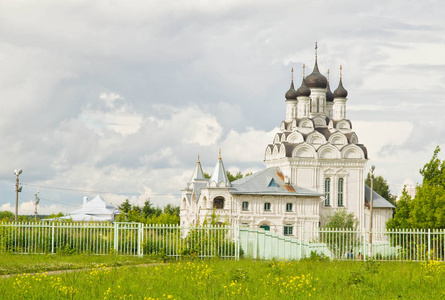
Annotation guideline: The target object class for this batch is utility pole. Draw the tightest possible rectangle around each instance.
[34,191,40,222]
[368,165,375,258]
[14,169,23,222]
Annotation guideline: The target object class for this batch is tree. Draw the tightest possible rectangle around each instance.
[322,209,358,229]
[204,171,251,182]
[321,210,359,258]
[0,211,14,222]
[419,146,445,187]
[164,204,180,216]
[227,171,243,182]
[118,199,132,214]
[116,199,179,224]
[142,199,156,218]
[386,188,412,229]
[365,173,397,206]
[44,212,64,220]
[387,146,445,230]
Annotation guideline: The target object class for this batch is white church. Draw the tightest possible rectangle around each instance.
[180,48,394,236]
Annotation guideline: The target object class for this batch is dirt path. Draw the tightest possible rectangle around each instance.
[0,263,165,278]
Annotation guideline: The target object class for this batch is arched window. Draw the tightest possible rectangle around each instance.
[338,178,344,206]
[213,197,225,209]
[325,178,331,206]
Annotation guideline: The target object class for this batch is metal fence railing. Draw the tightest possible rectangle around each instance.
[239,227,445,262]
[0,222,239,259]
[1,222,444,262]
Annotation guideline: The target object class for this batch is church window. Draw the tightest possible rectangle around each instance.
[338,178,344,206]
[264,202,271,211]
[268,178,278,187]
[324,178,331,206]
[284,225,293,235]
[242,201,249,211]
[213,197,225,209]
[286,203,293,212]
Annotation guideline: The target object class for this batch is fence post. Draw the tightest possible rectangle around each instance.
[299,225,302,260]
[114,222,119,253]
[253,229,258,259]
[138,222,143,257]
[236,225,240,260]
[427,228,430,261]
[51,222,55,254]
[363,229,367,261]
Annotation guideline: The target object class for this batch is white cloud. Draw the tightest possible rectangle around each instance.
[221,127,277,163]
[1,1,444,214]
[353,121,413,157]
[180,113,222,146]
[1,201,65,215]
[79,93,143,136]
[100,92,124,108]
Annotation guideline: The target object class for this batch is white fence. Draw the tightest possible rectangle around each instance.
[1,222,444,262]
[0,222,239,259]
[240,227,445,262]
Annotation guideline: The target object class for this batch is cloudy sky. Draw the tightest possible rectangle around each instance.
[0,0,444,215]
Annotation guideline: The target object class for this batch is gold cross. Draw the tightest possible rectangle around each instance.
[291,67,294,81]
[327,69,330,82]
[303,64,305,78]
[340,65,343,78]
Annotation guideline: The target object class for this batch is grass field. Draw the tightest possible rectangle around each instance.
[0,254,444,299]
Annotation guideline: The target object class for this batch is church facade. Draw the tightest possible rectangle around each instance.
[180,50,394,236]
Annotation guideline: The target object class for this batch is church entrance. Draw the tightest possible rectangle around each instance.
[260,225,270,231]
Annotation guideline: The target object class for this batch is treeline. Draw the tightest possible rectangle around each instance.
[203,171,253,182]
[0,211,56,222]
[116,199,180,224]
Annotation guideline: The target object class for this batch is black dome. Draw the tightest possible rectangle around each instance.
[305,59,328,89]
[326,82,334,102]
[296,78,311,97]
[285,81,298,100]
[333,78,348,98]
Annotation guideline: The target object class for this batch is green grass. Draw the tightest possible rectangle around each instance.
[1,256,444,299]
[0,253,161,275]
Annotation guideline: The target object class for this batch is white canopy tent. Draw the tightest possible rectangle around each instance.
[53,195,121,222]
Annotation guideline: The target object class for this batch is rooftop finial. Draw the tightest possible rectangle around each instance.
[340,65,343,79]
[303,64,305,78]
[291,67,294,81]
[218,149,221,160]
[315,42,318,60]
[327,69,330,82]
[197,153,200,163]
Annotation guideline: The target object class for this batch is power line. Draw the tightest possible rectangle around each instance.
[21,183,182,197]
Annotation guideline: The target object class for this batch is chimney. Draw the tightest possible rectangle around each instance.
[83,197,88,206]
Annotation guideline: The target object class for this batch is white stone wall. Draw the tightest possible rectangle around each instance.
[180,187,320,237]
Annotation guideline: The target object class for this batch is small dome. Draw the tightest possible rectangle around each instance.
[285,81,298,100]
[305,59,328,89]
[333,78,348,98]
[296,78,311,97]
[326,82,334,102]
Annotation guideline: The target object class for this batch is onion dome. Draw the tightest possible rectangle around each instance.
[305,59,328,89]
[285,81,298,100]
[326,81,334,102]
[296,78,311,97]
[333,78,348,98]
